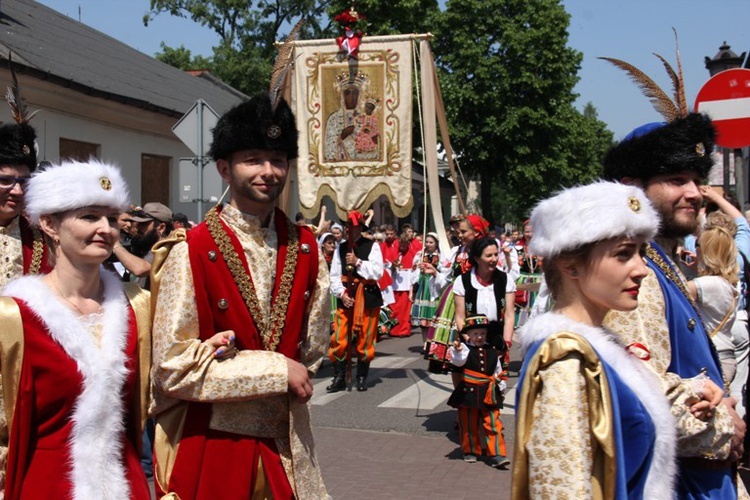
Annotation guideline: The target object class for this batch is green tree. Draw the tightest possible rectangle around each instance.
[434,0,608,224]
[155,43,212,70]
[145,0,332,96]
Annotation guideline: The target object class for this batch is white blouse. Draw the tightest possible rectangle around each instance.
[452,269,516,322]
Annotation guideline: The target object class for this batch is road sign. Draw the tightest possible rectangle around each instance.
[172,99,220,156]
[695,68,750,149]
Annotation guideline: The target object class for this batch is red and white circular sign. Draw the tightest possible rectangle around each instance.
[695,68,750,149]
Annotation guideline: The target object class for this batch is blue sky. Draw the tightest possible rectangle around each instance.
[39,0,750,139]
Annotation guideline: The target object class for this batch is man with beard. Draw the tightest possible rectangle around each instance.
[603,113,745,499]
[112,202,172,289]
[0,121,51,288]
[149,95,329,498]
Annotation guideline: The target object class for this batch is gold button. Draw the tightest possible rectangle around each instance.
[218,299,229,310]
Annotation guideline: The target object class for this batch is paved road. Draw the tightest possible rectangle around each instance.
[311,330,521,499]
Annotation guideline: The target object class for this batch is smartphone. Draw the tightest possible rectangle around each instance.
[680,251,695,266]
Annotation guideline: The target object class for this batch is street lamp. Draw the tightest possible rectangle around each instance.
[705,42,745,76]
[705,42,747,205]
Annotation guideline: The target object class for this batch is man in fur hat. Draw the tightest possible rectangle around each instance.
[603,112,746,499]
[327,210,384,392]
[0,122,51,287]
[149,95,329,499]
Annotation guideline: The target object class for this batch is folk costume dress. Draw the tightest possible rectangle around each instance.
[0,271,151,499]
[0,215,51,288]
[605,242,738,499]
[513,313,676,499]
[410,251,448,328]
[424,245,472,373]
[452,268,516,352]
[150,204,330,500]
[514,242,542,328]
[389,238,422,338]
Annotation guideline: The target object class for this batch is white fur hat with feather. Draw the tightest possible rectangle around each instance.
[528,181,659,259]
[25,159,130,224]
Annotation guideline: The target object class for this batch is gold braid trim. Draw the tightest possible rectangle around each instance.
[205,206,299,352]
[29,226,44,274]
[645,243,700,317]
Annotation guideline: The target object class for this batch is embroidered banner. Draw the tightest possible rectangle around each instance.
[293,35,413,219]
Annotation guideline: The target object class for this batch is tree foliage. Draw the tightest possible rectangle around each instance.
[146,0,613,224]
[434,0,611,223]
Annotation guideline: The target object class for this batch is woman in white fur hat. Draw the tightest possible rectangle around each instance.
[0,160,153,499]
[511,181,682,499]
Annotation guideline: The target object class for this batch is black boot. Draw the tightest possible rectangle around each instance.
[326,362,346,393]
[356,360,370,392]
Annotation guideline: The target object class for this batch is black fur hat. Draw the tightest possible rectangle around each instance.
[0,122,37,171]
[602,113,716,183]
[209,94,298,161]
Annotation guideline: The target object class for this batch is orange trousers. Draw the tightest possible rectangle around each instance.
[457,406,506,457]
[329,305,380,362]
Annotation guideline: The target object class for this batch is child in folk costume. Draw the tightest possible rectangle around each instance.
[411,232,449,344]
[389,234,415,337]
[447,314,509,468]
[426,215,489,375]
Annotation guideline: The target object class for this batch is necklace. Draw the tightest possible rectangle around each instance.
[50,277,103,316]
[476,270,493,287]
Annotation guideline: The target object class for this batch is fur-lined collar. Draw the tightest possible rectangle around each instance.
[4,271,132,499]
[518,312,677,498]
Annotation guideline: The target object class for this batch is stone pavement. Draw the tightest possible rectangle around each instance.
[314,426,513,500]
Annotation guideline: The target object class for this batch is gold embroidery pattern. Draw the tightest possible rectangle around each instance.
[645,244,699,316]
[29,227,44,275]
[206,206,298,352]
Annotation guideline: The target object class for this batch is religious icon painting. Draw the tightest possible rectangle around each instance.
[293,36,414,219]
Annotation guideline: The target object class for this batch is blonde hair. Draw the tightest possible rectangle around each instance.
[697,226,739,285]
[704,211,737,236]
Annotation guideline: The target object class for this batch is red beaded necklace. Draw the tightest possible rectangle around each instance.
[475,270,493,287]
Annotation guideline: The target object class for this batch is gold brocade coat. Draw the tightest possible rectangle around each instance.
[605,268,734,459]
[149,206,330,499]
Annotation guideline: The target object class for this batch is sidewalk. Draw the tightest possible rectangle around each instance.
[314,426,513,500]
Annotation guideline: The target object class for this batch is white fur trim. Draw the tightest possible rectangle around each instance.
[528,181,660,259]
[25,159,130,224]
[4,271,132,499]
[518,312,676,497]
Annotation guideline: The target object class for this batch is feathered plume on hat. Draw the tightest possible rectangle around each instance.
[25,159,130,224]
[529,181,659,260]
[209,20,303,163]
[269,19,304,112]
[0,54,38,171]
[600,30,717,182]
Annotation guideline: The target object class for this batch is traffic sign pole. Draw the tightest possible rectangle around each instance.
[197,100,204,220]
[695,68,750,149]
[695,68,750,206]
[172,100,220,221]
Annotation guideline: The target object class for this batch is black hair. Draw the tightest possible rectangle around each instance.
[468,236,499,268]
